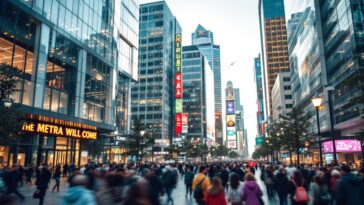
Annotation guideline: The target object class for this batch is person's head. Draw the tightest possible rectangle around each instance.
[313,175,324,186]
[230,173,240,189]
[70,174,89,188]
[279,167,287,175]
[331,169,340,177]
[186,167,191,172]
[209,177,224,196]
[341,165,351,174]
[245,172,256,182]
[292,171,303,186]
[199,165,208,174]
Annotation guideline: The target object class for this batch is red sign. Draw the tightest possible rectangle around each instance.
[175,113,182,136]
[175,73,182,98]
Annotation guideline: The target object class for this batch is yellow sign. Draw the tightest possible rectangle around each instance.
[176,33,182,72]
[22,122,98,140]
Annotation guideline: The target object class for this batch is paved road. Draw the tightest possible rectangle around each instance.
[14,169,279,205]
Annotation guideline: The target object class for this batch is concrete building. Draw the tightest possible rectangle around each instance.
[272,72,293,120]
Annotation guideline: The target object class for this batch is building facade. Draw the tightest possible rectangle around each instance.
[0,0,139,167]
[254,55,265,146]
[271,72,293,120]
[258,0,290,118]
[182,45,215,145]
[131,1,181,160]
[191,25,223,145]
[284,0,364,164]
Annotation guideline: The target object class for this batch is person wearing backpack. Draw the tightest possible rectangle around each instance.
[274,167,289,205]
[227,173,244,205]
[287,171,309,205]
[192,165,211,205]
[309,175,331,205]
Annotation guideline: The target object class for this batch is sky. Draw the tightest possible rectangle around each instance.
[139,0,261,155]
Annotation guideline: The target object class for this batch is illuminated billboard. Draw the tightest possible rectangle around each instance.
[226,115,236,127]
[226,101,235,115]
[175,113,182,134]
[175,33,182,136]
[176,99,182,113]
[182,113,188,134]
[323,140,362,153]
[227,127,236,141]
[226,89,234,101]
[227,141,237,149]
[175,73,182,98]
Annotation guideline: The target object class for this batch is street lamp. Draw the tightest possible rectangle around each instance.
[327,86,338,166]
[139,130,145,163]
[311,94,323,167]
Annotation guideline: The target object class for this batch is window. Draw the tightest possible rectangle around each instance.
[283,77,291,82]
[284,85,291,90]
[286,104,293,109]
[285,95,292,99]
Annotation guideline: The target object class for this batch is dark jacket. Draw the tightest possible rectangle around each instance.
[219,169,229,187]
[184,171,194,185]
[53,167,61,179]
[36,168,51,190]
[274,172,289,195]
[162,170,178,189]
[335,173,364,205]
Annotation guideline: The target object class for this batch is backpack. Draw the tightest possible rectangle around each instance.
[229,186,242,203]
[193,177,206,200]
[318,187,331,205]
[291,180,309,203]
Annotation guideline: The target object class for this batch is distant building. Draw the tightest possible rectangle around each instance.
[191,25,223,145]
[254,55,265,146]
[272,72,293,121]
[225,81,247,156]
[258,0,290,118]
[131,1,182,160]
[182,45,215,145]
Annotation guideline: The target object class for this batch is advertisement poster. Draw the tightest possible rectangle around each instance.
[323,140,362,153]
[226,115,235,127]
[227,141,237,149]
[175,99,182,113]
[175,73,182,98]
[227,127,236,141]
[226,89,234,101]
[226,101,235,115]
[182,113,188,133]
[175,113,182,136]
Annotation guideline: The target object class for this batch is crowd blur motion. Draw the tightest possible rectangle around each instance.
[0,161,363,205]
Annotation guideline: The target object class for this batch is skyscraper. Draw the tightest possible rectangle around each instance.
[182,45,215,145]
[131,1,181,160]
[254,55,265,146]
[258,0,290,117]
[0,0,139,166]
[284,0,364,144]
[191,25,223,145]
[272,72,293,121]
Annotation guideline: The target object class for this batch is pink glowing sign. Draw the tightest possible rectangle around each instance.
[323,140,362,153]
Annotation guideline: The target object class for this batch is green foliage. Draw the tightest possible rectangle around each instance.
[210,144,229,158]
[0,64,20,100]
[228,150,239,158]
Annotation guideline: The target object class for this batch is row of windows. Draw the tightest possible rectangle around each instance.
[140,14,164,21]
[139,60,163,67]
[284,85,291,90]
[140,36,163,44]
[140,5,164,14]
[132,114,163,120]
[137,77,164,83]
[140,52,163,59]
[140,44,163,52]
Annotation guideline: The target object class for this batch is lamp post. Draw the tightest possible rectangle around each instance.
[327,86,338,166]
[311,95,323,167]
[139,130,145,163]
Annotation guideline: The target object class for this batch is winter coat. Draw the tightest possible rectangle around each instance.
[36,168,51,191]
[274,172,289,195]
[162,170,178,189]
[184,171,194,185]
[335,173,364,205]
[59,186,96,205]
[192,173,211,200]
[205,190,227,205]
[242,181,263,205]
[219,169,229,187]
[227,181,244,204]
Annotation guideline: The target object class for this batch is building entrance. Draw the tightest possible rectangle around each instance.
[40,137,80,167]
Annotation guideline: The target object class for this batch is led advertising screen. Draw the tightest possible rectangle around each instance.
[323,140,362,153]
[175,73,182,98]
[226,101,235,115]
[182,113,188,134]
[175,99,182,113]
[227,141,237,149]
[175,113,182,135]
[227,127,236,141]
[226,89,234,101]
[226,115,236,127]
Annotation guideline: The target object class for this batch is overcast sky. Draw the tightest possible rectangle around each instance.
[139,0,261,155]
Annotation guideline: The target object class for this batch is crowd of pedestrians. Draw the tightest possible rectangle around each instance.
[0,161,363,205]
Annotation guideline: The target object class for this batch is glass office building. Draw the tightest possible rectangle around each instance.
[284,0,364,164]
[258,0,290,117]
[254,55,265,145]
[0,0,139,167]
[191,25,223,145]
[131,1,181,160]
[182,45,215,145]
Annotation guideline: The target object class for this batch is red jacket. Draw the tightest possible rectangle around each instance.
[205,191,227,205]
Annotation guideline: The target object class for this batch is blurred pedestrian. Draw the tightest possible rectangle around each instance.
[192,165,211,205]
[25,164,34,186]
[309,175,330,205]
[96,173,123,205]
[184,167,194,198]
[0,195,18,205]
[287,171,308,205]
[219,166,229,191]
[59,174,96,205]
[122,182,151,205]
[335,165,364,205]
[62,163,69,177]
[274,168,289,205]
[35,165,51,205]
[145,170,163,205]
[162,166,178,205]
[242,173,263,205]
[52,164,61,192]
[205,177,227,205]
[3,166,24,201]
[227,173,243,205]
